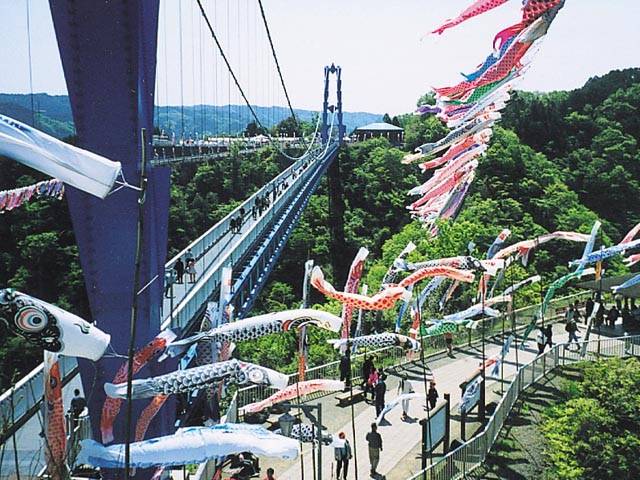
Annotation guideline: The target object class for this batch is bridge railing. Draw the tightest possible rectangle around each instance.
[406,334,640,480]
[0,355,77,443]
[163,141,320,290]
[162,138,337,331]
[230,142,340,318]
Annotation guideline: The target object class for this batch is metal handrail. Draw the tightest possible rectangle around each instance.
[233,291,589,412]
[406,334,640,480]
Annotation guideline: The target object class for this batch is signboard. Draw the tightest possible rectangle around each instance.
[424,400,447,451]
[459,374,483,414]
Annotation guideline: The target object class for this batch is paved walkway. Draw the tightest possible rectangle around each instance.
[268,321,613,480]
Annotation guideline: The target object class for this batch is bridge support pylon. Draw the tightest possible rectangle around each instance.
[321,64,345,144]
[49,1,173,476]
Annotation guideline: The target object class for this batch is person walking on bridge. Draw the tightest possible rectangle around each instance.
[174,258,184,284]
[366,423,383,476]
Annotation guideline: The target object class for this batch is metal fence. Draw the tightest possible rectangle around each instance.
[233,292,589,413]
[161,138,336,331]
[406,334,640,480]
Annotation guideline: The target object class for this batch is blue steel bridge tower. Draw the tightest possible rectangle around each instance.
[49,1,173,475]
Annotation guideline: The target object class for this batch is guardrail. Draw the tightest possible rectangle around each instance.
[0,355,77,444]
[406,334,640,480]
[162,139,338,331]
[234,291,589,412]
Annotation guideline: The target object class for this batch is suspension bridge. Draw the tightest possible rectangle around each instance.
[2,2,638,480]
[0,0,346,477]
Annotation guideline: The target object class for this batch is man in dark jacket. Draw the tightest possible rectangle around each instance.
[339,353,351,390]
[366,423,383,475]
[374,375,387,417]
[585,297,595,322]
[174,258,185,284]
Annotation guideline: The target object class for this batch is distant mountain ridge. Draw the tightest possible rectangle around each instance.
[0,93,382,139]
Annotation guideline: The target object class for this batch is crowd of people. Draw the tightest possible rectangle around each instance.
[534,294,640,355]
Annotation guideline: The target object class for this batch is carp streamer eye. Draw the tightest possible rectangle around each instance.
[15,305,48,333]
[247,367,266,384]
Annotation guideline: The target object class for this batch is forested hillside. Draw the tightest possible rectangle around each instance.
[0,93,381,138]
[0,68,638,388]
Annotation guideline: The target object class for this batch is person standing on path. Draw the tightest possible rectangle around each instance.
[339,353,351,390]
[186,258,197,283]
[565,317,580,350]
[427,382,439,410]
[536,327,547,355]
[362,357,374,399]
[374,374,387,417]
[544,324,554,350]
[607,305,619,327]
[333,431,352,480]
[585,296,595,322]
[164,269,175,298]
[573,300,583,324]
[365,423,383,476]
[444,331,454,356]
[398,375,414,420]
[366,367,379,404]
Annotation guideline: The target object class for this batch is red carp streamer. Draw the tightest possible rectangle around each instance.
[100,330,175,443]
[493,231,590,264]
[398,266,476,288]
[44,352,67,480]
[243,380,344,414]
[341,248,369,341]
[311,266,410,311]
[135,395,169,441]
[431,0,511,35]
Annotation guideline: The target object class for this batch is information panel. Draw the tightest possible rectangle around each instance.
[424,401,447,451]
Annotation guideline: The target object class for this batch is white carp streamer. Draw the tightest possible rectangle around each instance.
[163,309,342,359]
[0,289,110,361]
[0,113,121,198]
[328,333,421,352]
[77,424,300,468]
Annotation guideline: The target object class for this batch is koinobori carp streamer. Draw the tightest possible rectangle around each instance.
[243,379,345,414]
[163,309,342,359]
[77,424,300,468]
[328,332,421,352]
[0,289,110,361]
[104,359,289,400]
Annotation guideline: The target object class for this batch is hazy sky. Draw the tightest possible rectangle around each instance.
[0,0,638,115]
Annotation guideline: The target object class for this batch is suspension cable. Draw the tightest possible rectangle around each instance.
[179,1,185,140]
[25,0,35,127]
[196,0,319,160]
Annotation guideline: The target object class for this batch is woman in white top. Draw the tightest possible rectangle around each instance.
[398,376,415,420]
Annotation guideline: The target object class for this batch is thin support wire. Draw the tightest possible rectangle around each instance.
[256,0,306,145]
